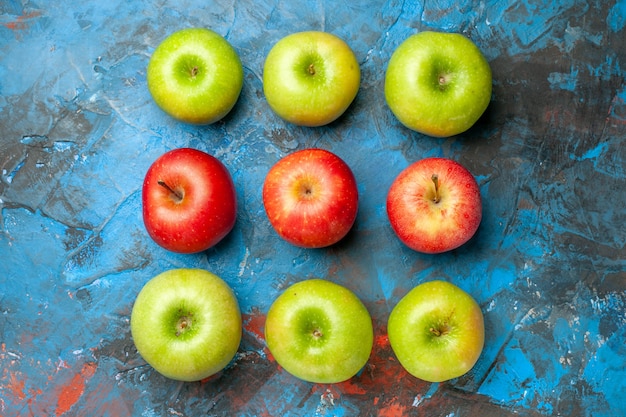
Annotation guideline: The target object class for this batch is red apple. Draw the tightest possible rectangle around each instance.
[142,148,237,253]
[386,157,481,254]
[262,148,358,248]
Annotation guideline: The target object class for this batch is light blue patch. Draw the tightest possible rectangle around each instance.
[608,0,626,32]
[547,68,579,91]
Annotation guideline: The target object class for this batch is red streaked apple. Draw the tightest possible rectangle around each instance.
[263,31,360,127]
[387,280,485,382]
[385,31,492,137]
[386,157,481,254]
[264,279,374,384]
[147,28,244,124]
[142,148,237,254]
[262,148,358,248]
[130,268,242,382]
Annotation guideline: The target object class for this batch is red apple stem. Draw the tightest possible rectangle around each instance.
[431,174,441,204]
[158,180,183,202]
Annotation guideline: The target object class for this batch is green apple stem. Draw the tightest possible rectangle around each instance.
[158,180,183,202]
[431,174,441,204]
[308,63,316,76]
[190,66,198,78]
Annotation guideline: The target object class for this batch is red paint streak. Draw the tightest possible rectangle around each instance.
[2,10,42,31]
[7,371,26,401]
[377,401,409,417]
[55,362,97,416]
[242,311,266,342]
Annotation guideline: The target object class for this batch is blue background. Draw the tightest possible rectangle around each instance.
[1,0,625,416]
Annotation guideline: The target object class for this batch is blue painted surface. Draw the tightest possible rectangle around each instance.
[1,0,625,416]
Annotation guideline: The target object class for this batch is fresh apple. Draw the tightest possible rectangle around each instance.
[130,268,242,382]
[387,280,485,382]
[386,157,481,254]
[262,148,358,248]
[142,148,237,254]
[263,31,360,127]
[385,31,492,137]
[264,279,373,383]
[147,28,244,124]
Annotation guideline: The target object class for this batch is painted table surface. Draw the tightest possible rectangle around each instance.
[1,0,625,416]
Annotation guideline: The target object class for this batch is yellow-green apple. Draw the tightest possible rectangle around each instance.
[385,31,492,137]
[147,28,243,124]
[386,157,481,254]
[263,31,360,127]
[264,279,373,383]
[142,148,237,254]
[262,148,358,248]
[130,268,242,382]
[387,280,484,382]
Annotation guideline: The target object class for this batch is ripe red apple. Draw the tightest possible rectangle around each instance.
[262,148,358,248]
[142,148,237,253]
[386,157,481,254]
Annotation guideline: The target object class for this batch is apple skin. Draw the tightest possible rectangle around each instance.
[385,31,492,137]
[263,31,360,127]
[262,148,358,248]
[387,280,485,382]
[147,28,244,124]
[130,268,242,382]
[264,279,374,384]
[142,148,237,254]
[386,157,481,254]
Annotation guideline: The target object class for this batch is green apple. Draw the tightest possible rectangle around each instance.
[263,31,360,127]
[387,280,484,382]
[385,31,492,137]
[264,279,373,383]
[130,268,242,381]
[147,28,244,124]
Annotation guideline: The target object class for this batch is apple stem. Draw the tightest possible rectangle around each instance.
[308,63,316,76]
[431,174,441,204]
[430,325,449,337]
[158,180,183,202]
[191,66,198,77]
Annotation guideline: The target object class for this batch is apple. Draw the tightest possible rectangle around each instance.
[386,157,481,254]
[147,28,244,124]
[264,279,373,383]
[263,31,360,127]
[130,268,242,381]
[384,31,492,137]
[142,148,237,254]
[262,148,358,248]
[387,280,485,382]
